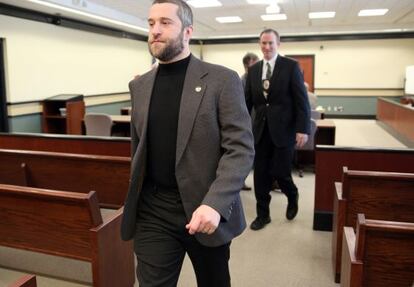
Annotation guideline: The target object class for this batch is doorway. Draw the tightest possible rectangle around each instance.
[0,38,8,132]
[286,55,315,92]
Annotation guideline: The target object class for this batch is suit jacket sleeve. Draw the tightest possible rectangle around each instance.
[201,70,255,221]
[291,62,311,134]
[244,67,254,114]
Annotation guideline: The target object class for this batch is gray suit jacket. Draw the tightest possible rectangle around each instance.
[121,55,255,247]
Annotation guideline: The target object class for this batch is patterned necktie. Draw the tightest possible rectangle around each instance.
[266,62,272,79]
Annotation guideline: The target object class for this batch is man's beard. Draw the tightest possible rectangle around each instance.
[149,30,185,62]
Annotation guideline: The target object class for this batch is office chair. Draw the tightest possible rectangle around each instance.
[84,113,113,136]
[311,110,322,120]
[295,119,317,177]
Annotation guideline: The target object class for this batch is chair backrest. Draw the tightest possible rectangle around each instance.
[311,110,322,119]
[297,119,317,151]
[84,113,113,136]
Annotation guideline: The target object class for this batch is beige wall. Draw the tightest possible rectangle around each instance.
[2,12,413,105]
[202,38,414,89]
[0,14,152,103]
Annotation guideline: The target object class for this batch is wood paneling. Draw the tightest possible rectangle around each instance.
[314,146,414,231]
[0,133,130,157]
[0,185,135,287]
[377,97,414,143]
[0,149,130,208]
[341,214,414,287]
[332,168,414,282]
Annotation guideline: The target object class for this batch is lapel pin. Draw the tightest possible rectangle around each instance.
[195,86,202,92]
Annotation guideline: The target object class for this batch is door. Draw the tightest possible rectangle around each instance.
[286,55,315,92]
[0,38,8,132]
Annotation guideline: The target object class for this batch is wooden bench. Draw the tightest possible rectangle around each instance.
[0,132,130,157]
[314,145,414,231]
[0,149,130,208]
[341,214,414,287]
[0,184,134,287]
[8,275,37,287]
[332,167,414,283]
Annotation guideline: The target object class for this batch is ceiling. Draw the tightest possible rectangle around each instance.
[1,0,414,39]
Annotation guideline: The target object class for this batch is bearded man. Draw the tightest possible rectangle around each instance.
[120,1,254,286]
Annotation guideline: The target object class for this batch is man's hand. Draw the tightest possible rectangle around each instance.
[186,205,220,235]
[296,133,309,148]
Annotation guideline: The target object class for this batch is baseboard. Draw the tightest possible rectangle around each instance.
[324,114,376,119]
[313,211,333,231]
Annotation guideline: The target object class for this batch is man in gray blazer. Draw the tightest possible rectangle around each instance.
[120,1,254,286]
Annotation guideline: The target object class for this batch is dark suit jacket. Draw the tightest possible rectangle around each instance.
[245,56,310,147]
[121,55,255,247]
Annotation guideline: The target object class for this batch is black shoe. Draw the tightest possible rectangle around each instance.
[250,217,271,230]
[242,184,252,191]
[286,193,299,220]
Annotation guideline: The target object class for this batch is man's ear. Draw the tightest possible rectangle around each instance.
[183,25,193,42]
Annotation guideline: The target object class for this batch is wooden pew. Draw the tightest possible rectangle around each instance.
[0,132,130,157]
[8,275,37,287]
[332,167,414,283]
[314,145,414,231]
[0,184,135,287]
[0,149,130,208]
[341,214,414,287]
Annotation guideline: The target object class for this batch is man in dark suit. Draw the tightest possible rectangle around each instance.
[121,1,254,286]
[245,28,310,230]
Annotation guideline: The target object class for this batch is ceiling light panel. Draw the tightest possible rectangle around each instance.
[215,16,243,23]
[246,0,273,5]
[308,11,336,19]
[358,9,389,17]
[261,14,287,21]
[187,0,222,8]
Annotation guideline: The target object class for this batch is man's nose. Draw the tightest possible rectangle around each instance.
[151,22,162,35]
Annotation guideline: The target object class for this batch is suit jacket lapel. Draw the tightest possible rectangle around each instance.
[138,68,157,143]
[176,56,207,166]
[269,56,283,94]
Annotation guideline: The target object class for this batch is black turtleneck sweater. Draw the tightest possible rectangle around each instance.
[146,55,191,190]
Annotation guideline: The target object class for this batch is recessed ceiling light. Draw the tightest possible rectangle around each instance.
[308,11,336,19]
[358,9,389,17]
[215,16,242,23]
[261,14,287,21]
[246,0,273,5]
[266,4,280,14]
[187,0,222,8]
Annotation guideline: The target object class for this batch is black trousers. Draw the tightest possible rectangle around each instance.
[253,123,298,218]
[134,182,231,287]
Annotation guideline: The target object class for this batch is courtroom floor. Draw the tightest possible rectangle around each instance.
[0,119,407,287]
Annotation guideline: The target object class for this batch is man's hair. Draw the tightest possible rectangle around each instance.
[152,0,193,28]
[259,28,280,43]
[243,52,259,67]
